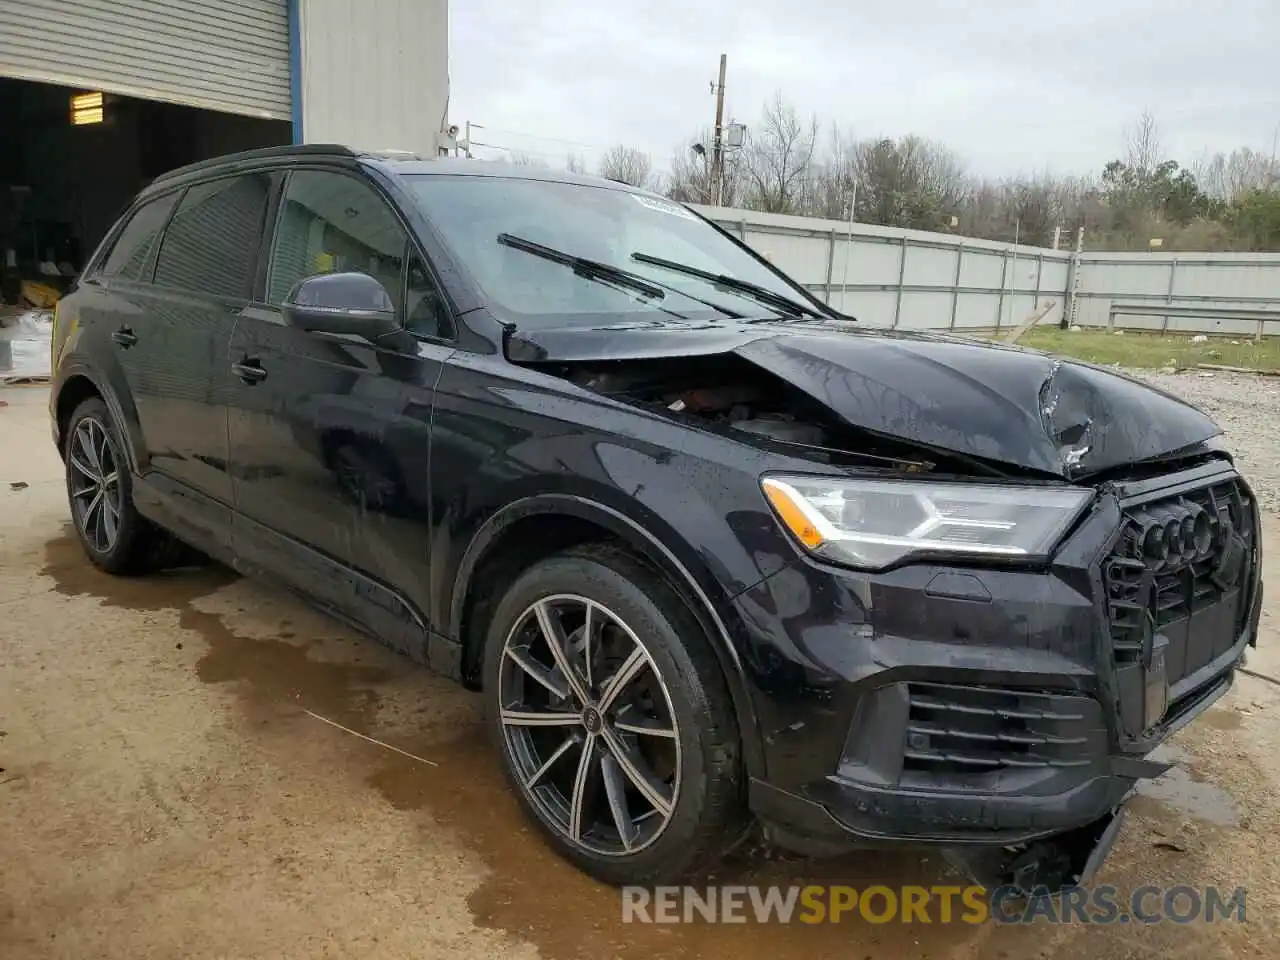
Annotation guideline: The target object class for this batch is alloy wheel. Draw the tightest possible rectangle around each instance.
[68,416,123,554]
[497,594,682,856]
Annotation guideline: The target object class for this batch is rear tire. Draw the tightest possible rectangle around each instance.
[482,543,744,885]
[63,397,185,575]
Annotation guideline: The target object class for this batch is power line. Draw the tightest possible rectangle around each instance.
[467,140,577,161]
[469,123,603,151]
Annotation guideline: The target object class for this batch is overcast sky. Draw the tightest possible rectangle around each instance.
[450,0,1280,180]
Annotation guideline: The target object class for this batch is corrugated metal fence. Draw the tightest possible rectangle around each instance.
[693,205,1280,338]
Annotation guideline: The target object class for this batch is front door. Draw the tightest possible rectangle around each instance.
[227,167,455,662]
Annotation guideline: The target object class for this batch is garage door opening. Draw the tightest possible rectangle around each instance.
[0,76,290,308]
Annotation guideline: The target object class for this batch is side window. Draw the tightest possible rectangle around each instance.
[99,193,179,281]
[405,251,454,340]
[153,174,271,299]
[267,170,408,311]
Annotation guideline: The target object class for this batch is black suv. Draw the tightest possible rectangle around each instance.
[50,145,1262,890]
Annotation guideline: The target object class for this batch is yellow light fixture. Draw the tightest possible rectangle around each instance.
[761,478,826,550]
[71,91,105,125]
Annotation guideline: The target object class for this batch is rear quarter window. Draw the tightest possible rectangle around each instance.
[99,192,179,281]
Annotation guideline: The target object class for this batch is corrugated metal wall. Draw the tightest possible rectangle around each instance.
[298,0,449,157]
[695,207,1073,333]
[694,206,1280,336]
[0,0,291,120]
[1072,253,1280,335]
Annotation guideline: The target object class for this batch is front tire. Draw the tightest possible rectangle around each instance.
[482,543,743,885]
[63,397,180,575]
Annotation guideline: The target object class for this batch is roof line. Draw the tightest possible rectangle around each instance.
[149,143,359,186]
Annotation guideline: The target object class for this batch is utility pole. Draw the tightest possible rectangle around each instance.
[840,178,857,306]
[1005,218,1020,332]
[1061,225,1085,330]
[709,54,727,206]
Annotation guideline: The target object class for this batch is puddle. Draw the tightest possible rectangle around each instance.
[1135,745,1241,828]
[41,530,985,960]
[369,729,980,959]
[41,530,390,729]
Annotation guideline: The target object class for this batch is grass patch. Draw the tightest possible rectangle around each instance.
[1008,327,1280,372]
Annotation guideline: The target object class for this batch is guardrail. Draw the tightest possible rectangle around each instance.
[1107,302,1280,341]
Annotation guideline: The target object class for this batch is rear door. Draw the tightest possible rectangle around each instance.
[227,166,456,661]
[108,173,273,553]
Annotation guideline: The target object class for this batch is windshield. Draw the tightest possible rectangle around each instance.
[404,175,816,325]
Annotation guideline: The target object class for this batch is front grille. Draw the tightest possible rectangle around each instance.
[1103,474,1255,686]
[901,683,1105,787]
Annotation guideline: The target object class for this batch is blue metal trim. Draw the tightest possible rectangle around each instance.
[288,0,303,143]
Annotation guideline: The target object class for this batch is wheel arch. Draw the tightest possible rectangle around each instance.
[53,366,144,474]
[54,374,103,458]
[450,493,766,780]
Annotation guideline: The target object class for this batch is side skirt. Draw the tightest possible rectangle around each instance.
[132,472,461,677]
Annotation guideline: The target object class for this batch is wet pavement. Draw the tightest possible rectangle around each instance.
[3,381,1280,959]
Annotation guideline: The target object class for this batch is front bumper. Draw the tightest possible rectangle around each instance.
[732,461,1263,860]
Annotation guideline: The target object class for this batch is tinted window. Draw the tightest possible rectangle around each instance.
[100,193,178,281]
[153,174,271,299]
[267,170,407,310]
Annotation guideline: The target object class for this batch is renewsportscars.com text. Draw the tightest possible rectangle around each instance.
[621,884,1247,925]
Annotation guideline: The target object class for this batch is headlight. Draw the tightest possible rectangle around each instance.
[761,475,1093,570]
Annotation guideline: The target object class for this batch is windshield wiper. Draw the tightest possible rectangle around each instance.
[630,251,826,320]
[498,233,668,300]
[497,234,744,319]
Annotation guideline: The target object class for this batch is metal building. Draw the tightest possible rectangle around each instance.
[0,0,449,290]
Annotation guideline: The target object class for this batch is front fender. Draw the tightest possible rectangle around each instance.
[447,491,748,653]
[447,489,772,780]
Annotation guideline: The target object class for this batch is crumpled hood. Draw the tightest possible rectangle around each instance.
[508,322,1222,478]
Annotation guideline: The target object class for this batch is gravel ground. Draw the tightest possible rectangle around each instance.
[1133,369,1280,513]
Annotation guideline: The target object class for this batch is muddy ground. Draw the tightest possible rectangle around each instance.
[2,380,1279,960]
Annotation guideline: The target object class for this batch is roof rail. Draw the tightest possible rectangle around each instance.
[149,143,359,186]
[361,148,422,161]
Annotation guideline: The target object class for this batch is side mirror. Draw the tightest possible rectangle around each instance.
[282,272,399,340]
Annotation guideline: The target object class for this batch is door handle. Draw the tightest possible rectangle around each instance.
[111,327,138,348]
[231,357,268,384]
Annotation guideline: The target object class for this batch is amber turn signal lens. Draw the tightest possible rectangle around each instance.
[762,479,826,549]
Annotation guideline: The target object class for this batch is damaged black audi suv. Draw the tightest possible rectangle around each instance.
[50,145,1262,890]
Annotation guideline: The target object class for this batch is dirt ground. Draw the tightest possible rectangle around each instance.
[2,379,1280,960]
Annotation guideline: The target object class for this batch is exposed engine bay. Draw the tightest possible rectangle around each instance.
[508,319,1223,481]
[551,354,950,474]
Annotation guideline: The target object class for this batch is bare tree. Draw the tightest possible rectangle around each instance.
[599,146,653,188]
[665,142,714,204]
[660,91,1274,251]
[954,172,1108,246]
[664,132,743,207]
[806,122,859,220]
[1124,110,1163,177]
[742,92,818,214]
[565,152,587,174]
[1194,147,1280,201]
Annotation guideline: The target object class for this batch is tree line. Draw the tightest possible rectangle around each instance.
[544,96,1280,253]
